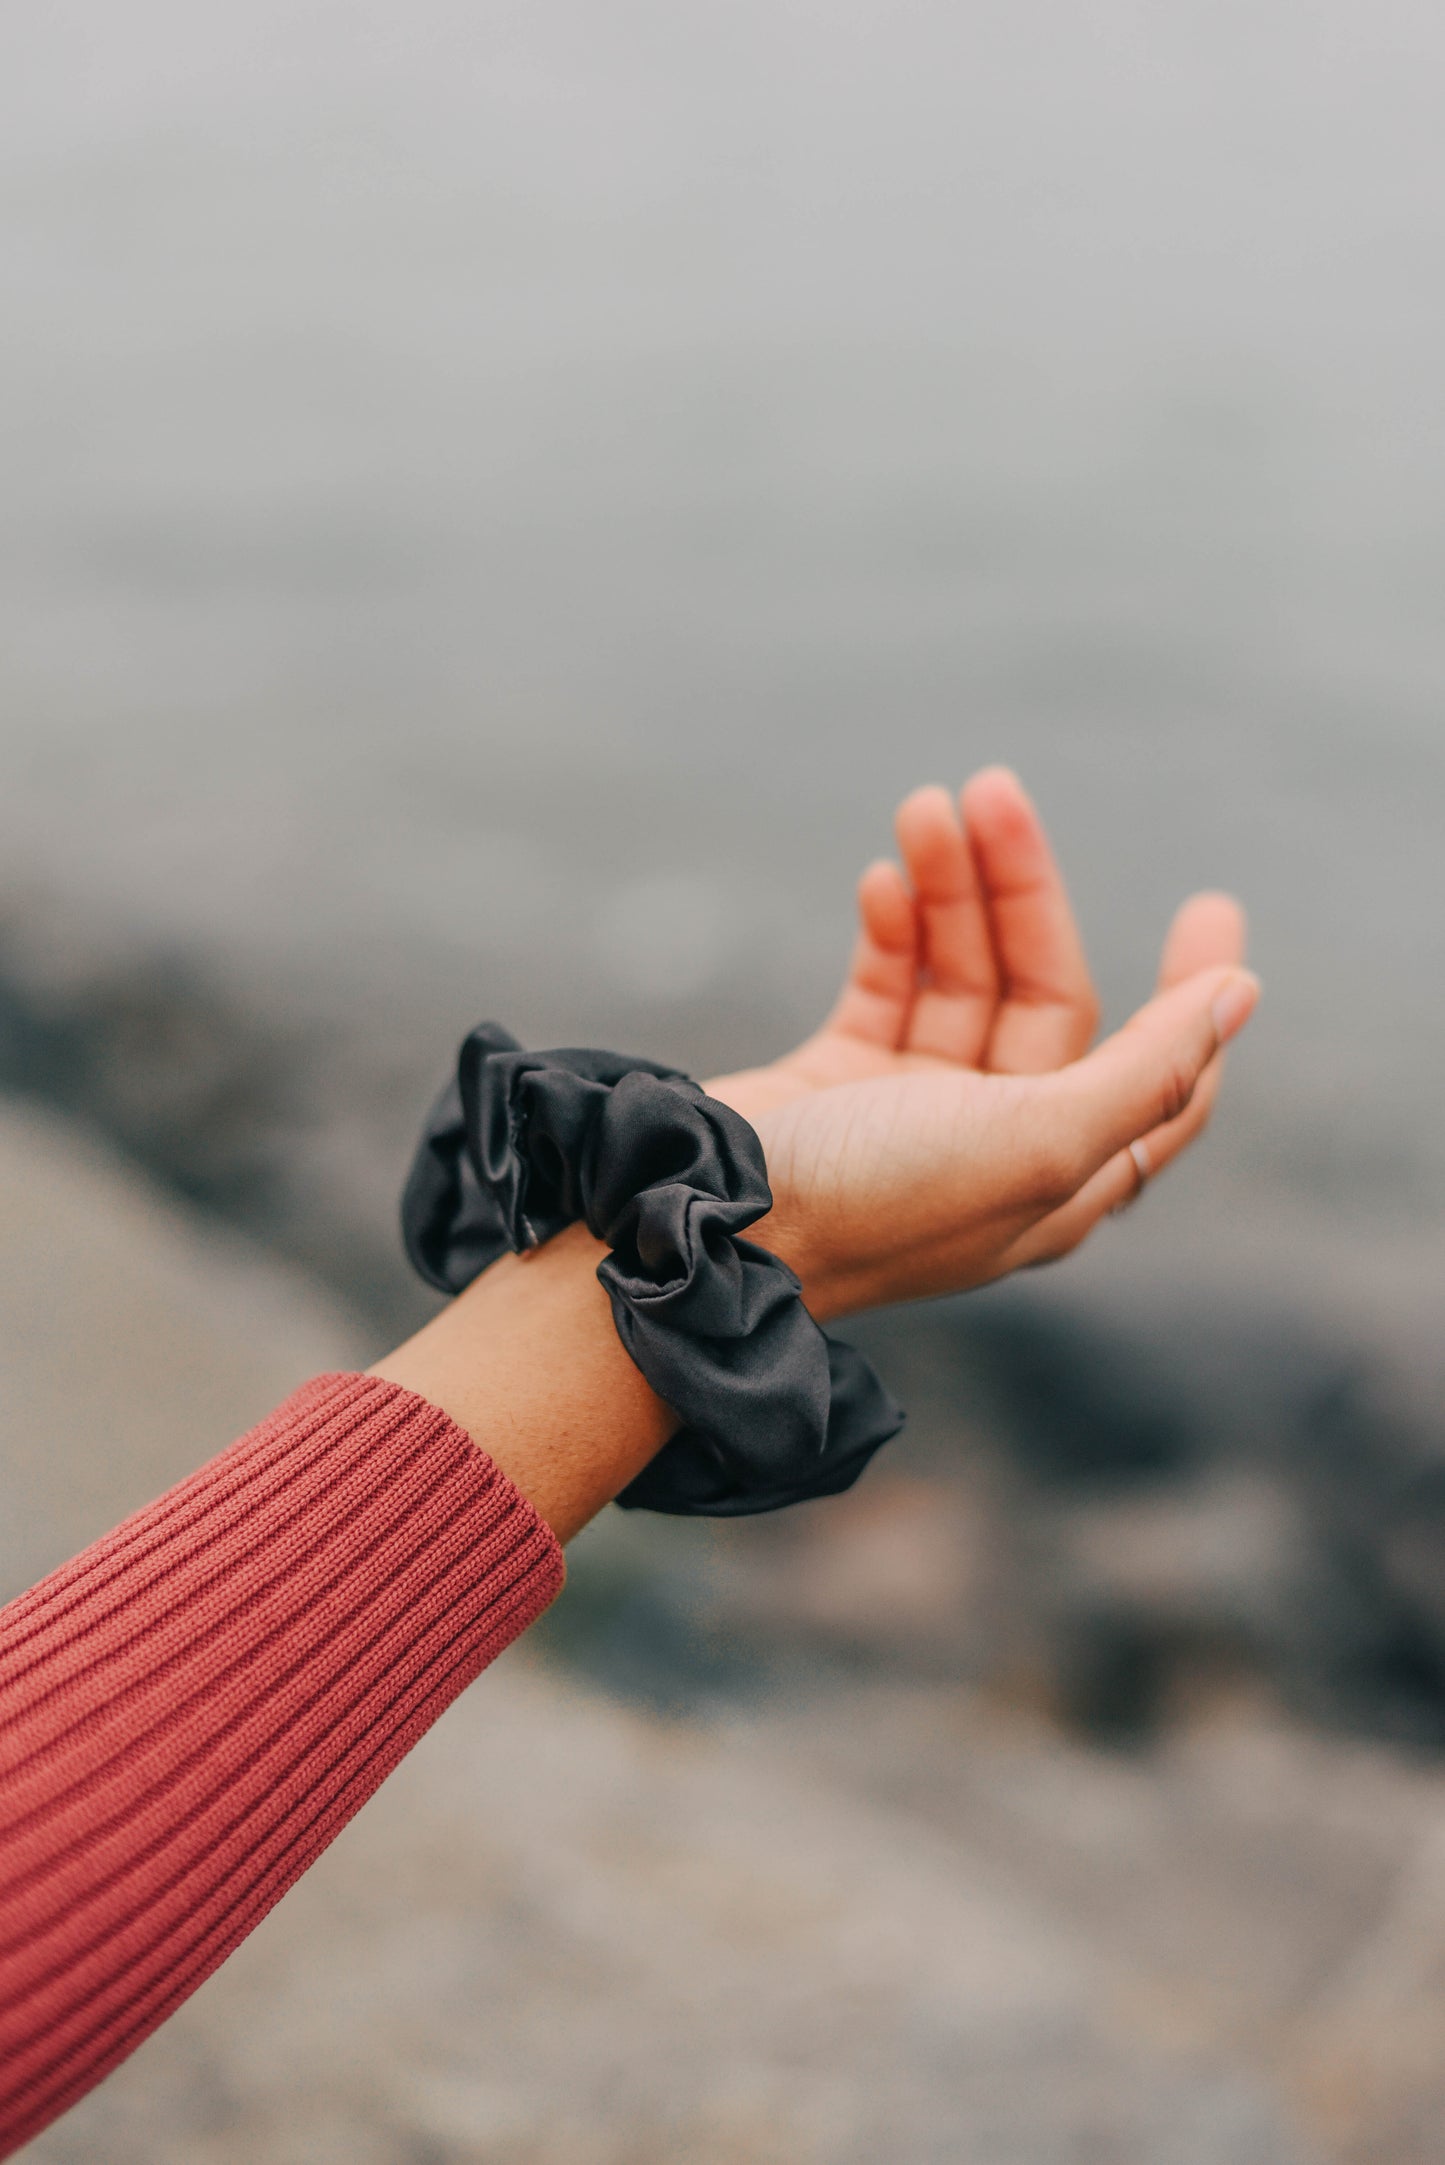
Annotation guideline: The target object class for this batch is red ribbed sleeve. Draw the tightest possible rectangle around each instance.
[0,1371,565,2157]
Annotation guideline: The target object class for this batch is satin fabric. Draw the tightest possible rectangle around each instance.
[402,1024,904,1515]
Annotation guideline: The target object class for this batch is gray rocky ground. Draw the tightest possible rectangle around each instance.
[5,1099,1445,2161]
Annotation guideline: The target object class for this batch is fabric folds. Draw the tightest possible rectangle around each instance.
[402,1024,904,1515]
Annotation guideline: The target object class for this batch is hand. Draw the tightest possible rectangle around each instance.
[751,962,1257,1321]
[712,767,1243,1112]
[379,769,1256,1541]
[705,768,1256,1318]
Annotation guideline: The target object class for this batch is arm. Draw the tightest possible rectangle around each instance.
[0,772,1257,2155]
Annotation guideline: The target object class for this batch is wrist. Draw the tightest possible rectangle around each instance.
[372,1222,678,1543]
[706,1094,851,1325]
[746,1189,848,1326]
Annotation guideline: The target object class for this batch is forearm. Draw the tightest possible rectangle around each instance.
[371,1220,681,1543]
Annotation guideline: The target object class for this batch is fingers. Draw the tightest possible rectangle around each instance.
[894,785,999,1061]
[1051,965,1259,1187]
[823,860,921,1048]
[960,767,1100,1073]
[1023,892,1246,1249]
[1157,890,1247,991]
[892,769,1099,1072]
[1014,1049,1228,1266]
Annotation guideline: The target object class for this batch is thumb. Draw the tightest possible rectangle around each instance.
[1055,966,1259,1177]
[1156,891,1247,991]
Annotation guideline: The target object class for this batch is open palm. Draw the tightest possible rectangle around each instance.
[715,768,1243,1108]
[708,768,1250,1302]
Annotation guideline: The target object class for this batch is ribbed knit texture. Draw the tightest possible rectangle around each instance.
[0,1372,565,2158]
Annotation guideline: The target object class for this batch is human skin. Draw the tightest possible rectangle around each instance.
[374,770,1257,1541]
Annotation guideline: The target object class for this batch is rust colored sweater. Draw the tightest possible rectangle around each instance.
[0,1372,565,2157]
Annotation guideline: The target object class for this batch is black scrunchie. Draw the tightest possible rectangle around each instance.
[401,1023,904,1516]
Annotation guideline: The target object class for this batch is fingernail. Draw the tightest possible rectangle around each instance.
[1212,971,1260,1045]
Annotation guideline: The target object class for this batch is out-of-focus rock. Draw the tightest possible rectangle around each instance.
[0,1095,366,1595]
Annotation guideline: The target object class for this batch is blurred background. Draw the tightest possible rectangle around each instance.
[6,1,1445,2158]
